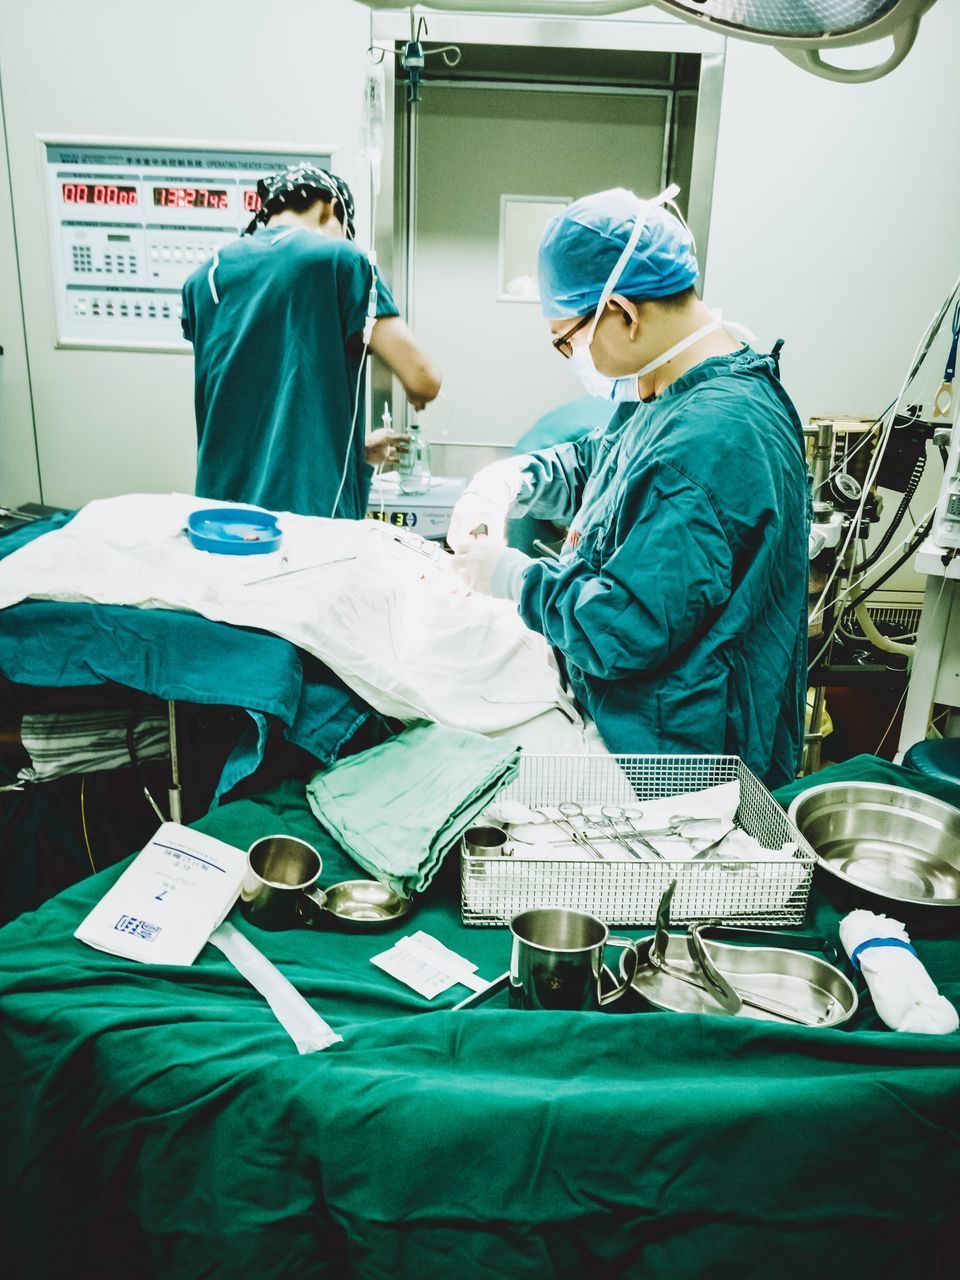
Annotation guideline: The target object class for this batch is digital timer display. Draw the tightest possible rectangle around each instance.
[153,186,229,210]
[62,182,138,207]
[369,510,418,529]
[242,189,262,213]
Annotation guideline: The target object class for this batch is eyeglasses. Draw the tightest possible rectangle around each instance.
[551,314,592,360]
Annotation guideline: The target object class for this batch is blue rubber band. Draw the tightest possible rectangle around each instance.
[849,937,918,972]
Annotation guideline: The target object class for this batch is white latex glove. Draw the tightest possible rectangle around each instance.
[451,538,508,595]
[446,457,532,553]
[452,539,532,601]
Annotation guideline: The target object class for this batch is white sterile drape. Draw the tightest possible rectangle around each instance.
[0,494,581,741]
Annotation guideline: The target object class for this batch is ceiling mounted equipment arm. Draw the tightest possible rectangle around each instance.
[359,1,940,83]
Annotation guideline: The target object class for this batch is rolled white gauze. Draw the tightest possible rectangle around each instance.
[839,909,958,1035]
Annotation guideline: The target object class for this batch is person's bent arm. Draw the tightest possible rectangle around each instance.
[369,316,441,410]
[518,463,734,679]
[517,434,601,525]
[447,427,608,552]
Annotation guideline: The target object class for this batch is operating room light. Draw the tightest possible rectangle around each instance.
[648,1,903,38]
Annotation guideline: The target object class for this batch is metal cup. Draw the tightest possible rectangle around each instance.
[509,907,638,1011]
[463,824,509,857]
[240,835,328,930]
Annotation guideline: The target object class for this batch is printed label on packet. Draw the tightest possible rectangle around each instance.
[371,931,487,999]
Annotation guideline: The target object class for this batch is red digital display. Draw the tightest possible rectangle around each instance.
[153,186,229,210]
[242,189,262,213]
[62,182,138,207]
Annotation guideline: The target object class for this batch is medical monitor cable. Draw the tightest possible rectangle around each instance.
[330,196,380,521]
[79,775,96,874]
[812,398,942,628]
[808,403,903,625]
[838,502,937,607]
[843,510,935,617]
[808,503,935,671]
[808,272,960,633]
[874,686,910,756]
[808,501,933,668]
[810,498,935,636]
[853,443,928,575]
[841,273,957,529]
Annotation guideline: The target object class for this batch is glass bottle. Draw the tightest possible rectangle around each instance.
[398,422,431,495]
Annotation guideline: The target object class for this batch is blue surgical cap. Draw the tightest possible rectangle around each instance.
[538,188,699,320]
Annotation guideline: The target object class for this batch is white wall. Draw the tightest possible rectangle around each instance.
[704,2,959,426]
[0,0,371,508]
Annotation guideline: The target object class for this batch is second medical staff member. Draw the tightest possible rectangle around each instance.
[182,164,440,517]
[449,188,809,787]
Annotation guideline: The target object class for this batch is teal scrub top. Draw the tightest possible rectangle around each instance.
[182,227,399,518]
[515,347,810,788]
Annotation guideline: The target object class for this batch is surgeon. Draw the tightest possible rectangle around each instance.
[182,163,441,517]
[448,187,809,787]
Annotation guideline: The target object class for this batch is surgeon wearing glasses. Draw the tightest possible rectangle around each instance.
[449,187,809,788]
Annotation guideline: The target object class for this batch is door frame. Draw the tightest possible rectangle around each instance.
[0,60,42,503]
[371,10,726,433]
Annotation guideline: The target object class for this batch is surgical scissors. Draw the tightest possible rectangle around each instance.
[535,805,607,861]
[600,805,737,862]
[600,804,684,856]
[566,803,661,861]
[557,802,646,862]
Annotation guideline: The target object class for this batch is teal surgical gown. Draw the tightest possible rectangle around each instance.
[513,347,810,788]
[508,396,614,556]
[182,227,399,517]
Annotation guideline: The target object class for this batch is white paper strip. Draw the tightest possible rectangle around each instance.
[209,922,342,1054]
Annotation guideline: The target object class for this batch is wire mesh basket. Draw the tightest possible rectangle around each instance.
[461,754,816,928]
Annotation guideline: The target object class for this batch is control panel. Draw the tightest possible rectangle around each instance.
[43,139,333,350]
[367,475,466,541]
[934,418,960,549]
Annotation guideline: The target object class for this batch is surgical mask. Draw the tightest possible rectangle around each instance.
[568,344,641,403]
[574,306,754,399]
[569,304,721,402]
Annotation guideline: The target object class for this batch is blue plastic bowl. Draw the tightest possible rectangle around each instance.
[186,507,282,556]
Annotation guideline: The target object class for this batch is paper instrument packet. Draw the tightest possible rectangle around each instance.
[75,822,247,965]
[371,931,488,999]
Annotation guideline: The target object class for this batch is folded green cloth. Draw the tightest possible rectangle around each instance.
[306,724,521,898]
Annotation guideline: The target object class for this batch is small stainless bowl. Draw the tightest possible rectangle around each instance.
[787,782,960,909]
[321,880,412,930]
